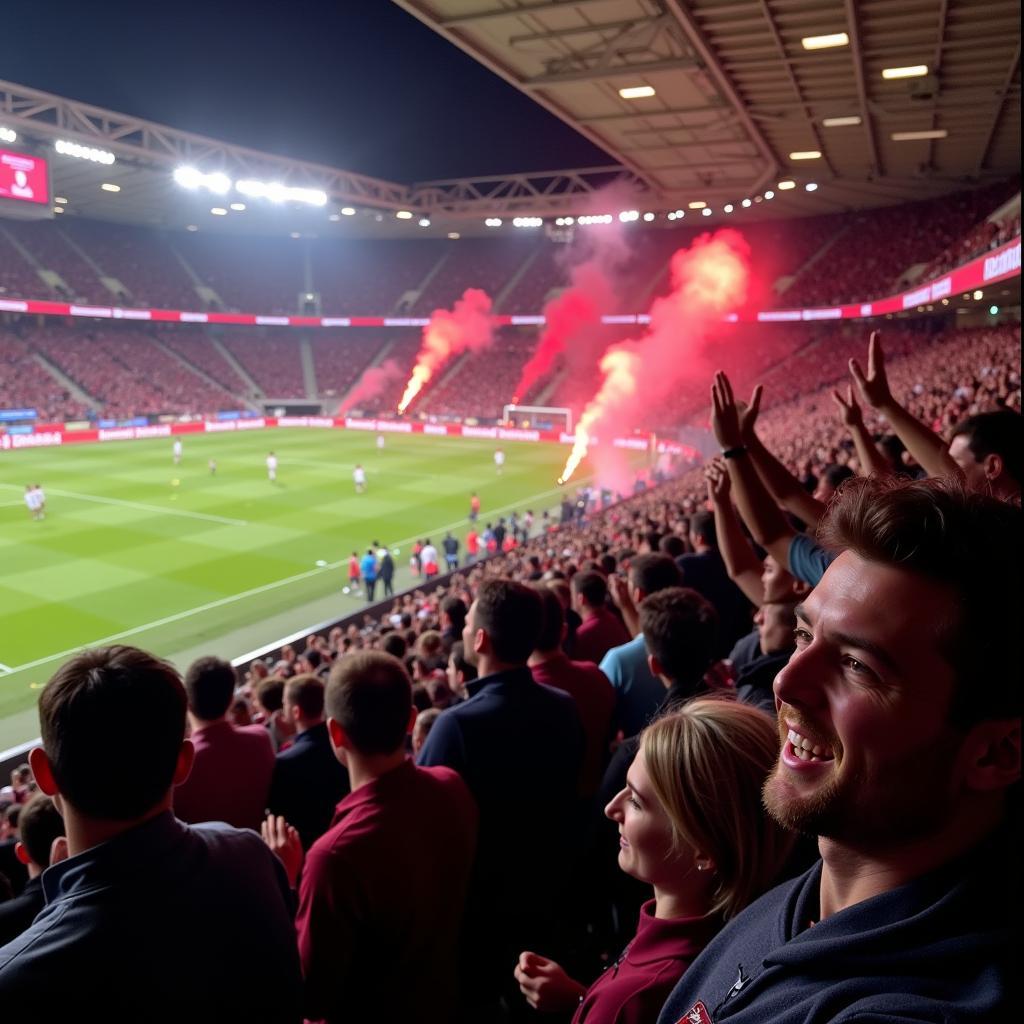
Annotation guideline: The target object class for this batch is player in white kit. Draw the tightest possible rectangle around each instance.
[172,439,182,465]
[353,464,367,493]
[376,433,385,451]
[266,452,278,482]
[494,448,505,475]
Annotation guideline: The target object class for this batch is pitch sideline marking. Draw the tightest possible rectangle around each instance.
[0,476,593,677]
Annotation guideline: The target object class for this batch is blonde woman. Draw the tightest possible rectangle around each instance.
[515,697,792,1024]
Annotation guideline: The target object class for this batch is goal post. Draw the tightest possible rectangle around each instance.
[502,404,573,434]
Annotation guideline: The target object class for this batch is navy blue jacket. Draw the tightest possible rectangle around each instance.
[657,831,1017,1024]
[417,666,584,922]
[676,550,753,657]
[0,811,302,1021]
[268,721,350,850]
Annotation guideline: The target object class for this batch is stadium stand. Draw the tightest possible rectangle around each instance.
[218,330,308,399]
[0,331,89,421]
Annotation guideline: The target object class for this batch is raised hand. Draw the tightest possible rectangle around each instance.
[848,331,892,409]
[704,457,731,505]
[261,814,303,887]
[831,384,864,428]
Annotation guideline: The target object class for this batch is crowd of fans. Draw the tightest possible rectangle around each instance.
[0,332,88,422]
[1,302,1017,1020]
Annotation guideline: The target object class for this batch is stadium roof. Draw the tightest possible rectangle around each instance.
[0,0,1018,235]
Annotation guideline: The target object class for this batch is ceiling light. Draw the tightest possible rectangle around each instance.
[764,190,775,199]
[778,180,797,190]
[341,207,356,216]
[723,204,734,213]
[485,218,502,227]
[989,305,999,315]
[564,216,574,225]
[805,182,819,191]
[395,210,413,220]
[789,151,821,160]
[618,210,639,222]
[753,195,763,203]
[448,232,460,239]
[0,127,16,143]
[186,225,199,232]
[173,166,230,194]
[688,201,707,209]
[973,289,983,300]
[418,218,431,227]
[210,207,227,216]
[619,86,656,99]
[53,206,64,214]
[642,212,655,222]
[822,115,862,127]
[701,208,712,217]
[882,65,928,80]
[741,198,752,208]
[290,231,302,239]
[101,183,120,192]
[56,139,116,165]
[328,213,340,222]
[890,129,948,141]
[54,196,68,204]
[801,32,849,50]
[229,202,246,211]
[667,212,677,220]
[236,180,327,206]
[512,217,543,228]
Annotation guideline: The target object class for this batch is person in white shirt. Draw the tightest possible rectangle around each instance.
[172,439,183,465]
[494,448,505,475]
[353,464,367,494]
[33,483,45,519]
[376,434,385,451]
[419,539,440,579]
[23,485,40,521]
[266,452,278,483]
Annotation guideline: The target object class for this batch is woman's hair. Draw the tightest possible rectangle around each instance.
[641,696,792,921]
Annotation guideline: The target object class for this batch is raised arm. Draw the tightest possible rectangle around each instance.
[831,384,891,477]
[849,331,958,479]
[704,458,767,606]
[710,372,798,573]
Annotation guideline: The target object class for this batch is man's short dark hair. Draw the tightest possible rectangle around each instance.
[640,588,718,687]
[571,570,608,609]
[822,464,855,490]
[184,656,236,721]
[285,673,325,719]
[326,651,412,755]
[659,535,686,559]
[533,585,566,653]
[473,578,543,664]
[630,553,683,596]
[256,676,285,713]
[441,596,468,631]
[950,410,1022,487]
[818,474,1022,727]
[39,646,186,820]
[690,511,717,548]
[449,641,477,682]
[17,794,64,869]
[302,648,323,671]
[382,633,407,660]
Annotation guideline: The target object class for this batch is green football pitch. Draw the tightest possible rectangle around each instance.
[0,428,613,748]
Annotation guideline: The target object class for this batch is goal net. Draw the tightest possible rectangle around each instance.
[502,404,573,434]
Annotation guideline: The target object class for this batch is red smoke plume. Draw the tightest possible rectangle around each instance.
[399,288,496,413]
[559,230,750,491]
[338,358,402,414]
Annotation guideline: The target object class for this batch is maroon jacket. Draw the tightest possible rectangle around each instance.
[573,608,631,665]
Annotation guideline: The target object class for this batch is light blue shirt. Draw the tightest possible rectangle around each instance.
[599,634,665,738]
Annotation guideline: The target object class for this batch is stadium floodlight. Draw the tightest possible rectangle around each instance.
[890,129,947,141]
[741,198,752,207]
[822,115,861,127]
[418,218,431,227]
[788,151,821,160]
[667,212,677,220]
[210,207,227,216]
[778,180,797,190]
[341,207,356,216]
[512,216,543,228]
[882,65,928,79]
[989,305,999,315]
[54,196,68,204]
[236,179,327,206]
[618,210,639,222]
[186,225,199,231]
[564,216,574,225]
[805,182,819,191]
[801,32,848,50]
[173,166,231,194]
[0,126,16,143]
[395,210,413,219]
[56,139,116,165]
[447,232,460,239]
[485,217,502,227]
[764,190,775,199]
[230,202,246,211]
[688,201,707,209]
[723,204,734,213]
[619,85,656,99]
[701,207,712,217]
[53,206,65,214]
[101,183,121,192]
[643,212,655,222]
[290,231,302,239]
[973,289,983,300]
[328,213,341,221]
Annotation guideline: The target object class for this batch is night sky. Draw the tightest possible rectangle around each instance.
[1,0,611,182]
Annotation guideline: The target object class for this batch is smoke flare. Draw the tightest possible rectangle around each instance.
[338,358,402,414]
[557,230,750,490]
[398,288,496,413]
